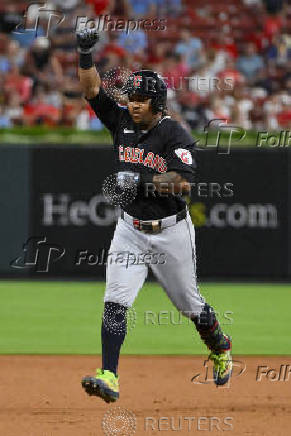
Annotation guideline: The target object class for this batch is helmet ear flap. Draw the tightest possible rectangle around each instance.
[151,97,165,114]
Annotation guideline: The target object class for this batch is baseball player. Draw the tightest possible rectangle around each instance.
[77,29,232,403]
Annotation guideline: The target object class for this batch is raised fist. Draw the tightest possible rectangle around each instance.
[76,28,99,54]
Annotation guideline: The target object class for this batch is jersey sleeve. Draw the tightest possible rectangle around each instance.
[165,121,197,183]
[86,87,124,134]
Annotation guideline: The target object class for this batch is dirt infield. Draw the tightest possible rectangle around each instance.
[0,356,290,436]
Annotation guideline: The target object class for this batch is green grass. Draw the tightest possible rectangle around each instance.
[0,281,290,355]
[0,127,262,146]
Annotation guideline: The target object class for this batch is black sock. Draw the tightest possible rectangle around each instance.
[101,302,127,376]
[192,304,231,353]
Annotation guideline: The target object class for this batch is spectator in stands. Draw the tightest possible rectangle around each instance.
[117,29,147,55]
[218,58,244,87]
[53,0,82,11]
[263,10,283,40]
[263,0,284,14]
[232,87,254,129]
[0,0,288,131]
[202,49,226,76]
[0,39,24,73]
[176,89,204,129]
[162,52,189,90]
[4,91,24,126]
[236,43,264,81]
[263,93,282,129]
[22,37,63,90]
[85,0,114,15]
[175,30,203,70]
[243,0,262,4]
[205,96,231,123]
[211,34,238,59]
[254,68,274,94]
[0,4,22,34]
[23,85,60,126]
[156,0,183,17]
[98,33,127,72]
[0,106,11,127]
[267,34,291,65]
[4,64,32,104]
[124,0,156,17]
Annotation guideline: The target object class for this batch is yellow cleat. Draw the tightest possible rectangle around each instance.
[82,369,119,403]
[209,348,233,386]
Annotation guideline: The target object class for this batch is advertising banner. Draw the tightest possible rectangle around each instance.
[5,146,289,279]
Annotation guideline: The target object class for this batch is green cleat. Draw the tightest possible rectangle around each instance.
[82,369,119,403]
[209,348,233,386]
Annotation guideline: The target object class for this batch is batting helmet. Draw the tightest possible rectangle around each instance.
[122,70,167,114]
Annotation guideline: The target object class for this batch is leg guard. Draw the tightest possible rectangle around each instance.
[192,304,231,353]
[101,302,127,376]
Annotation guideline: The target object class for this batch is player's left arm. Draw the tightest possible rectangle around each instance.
[152,121,197,194]
[152,171,191,194]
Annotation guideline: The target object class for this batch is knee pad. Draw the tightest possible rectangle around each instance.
[102,301,128,336]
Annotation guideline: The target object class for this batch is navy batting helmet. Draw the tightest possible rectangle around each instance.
[122,70,167,114]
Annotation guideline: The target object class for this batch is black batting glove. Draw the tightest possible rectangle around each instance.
[76,28,99,54]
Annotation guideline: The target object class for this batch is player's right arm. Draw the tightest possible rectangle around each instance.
[76,28,122,133]
[77,28,101,99]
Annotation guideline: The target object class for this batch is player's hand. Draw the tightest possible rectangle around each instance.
[76,28,99,53]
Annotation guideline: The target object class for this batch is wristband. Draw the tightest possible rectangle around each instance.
[79,52,93,69]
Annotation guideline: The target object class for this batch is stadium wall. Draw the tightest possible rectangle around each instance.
[1,146,289,280]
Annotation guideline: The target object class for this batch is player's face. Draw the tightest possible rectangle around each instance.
[127,94,154,125]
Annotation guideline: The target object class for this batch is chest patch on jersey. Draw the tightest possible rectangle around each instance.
[175,148,192,165]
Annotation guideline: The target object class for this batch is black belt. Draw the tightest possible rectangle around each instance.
[120,208,187,233]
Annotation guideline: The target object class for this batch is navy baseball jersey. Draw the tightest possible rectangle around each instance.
[88,87,197,220]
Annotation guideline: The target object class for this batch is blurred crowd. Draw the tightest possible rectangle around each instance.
[0,0,290,131]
